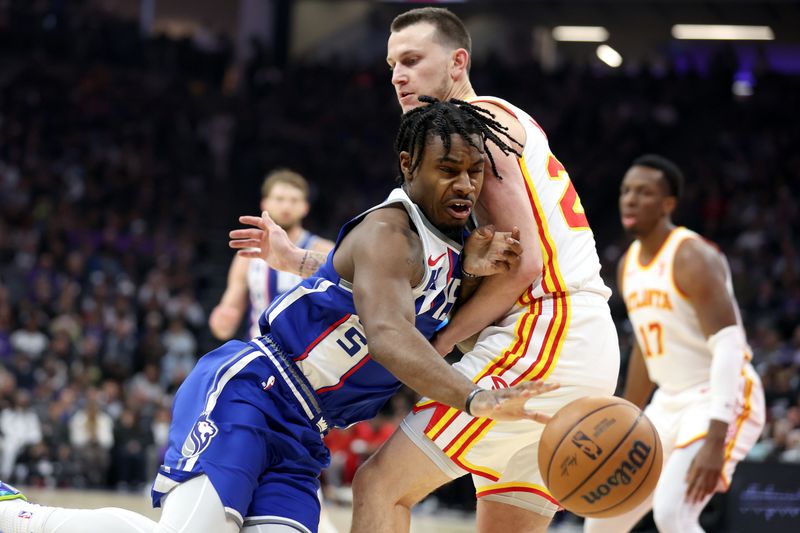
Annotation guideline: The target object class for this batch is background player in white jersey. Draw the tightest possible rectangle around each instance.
[256,8,620,533]
[209,169,334,341]
[584,155,766,533]
[0,99,557,533]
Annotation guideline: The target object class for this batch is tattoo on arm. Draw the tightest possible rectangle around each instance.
[299,250,327,278]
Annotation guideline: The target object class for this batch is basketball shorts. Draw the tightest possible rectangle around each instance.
[644,363,765,489]
[152,337,331,533]
[403,292,620,516]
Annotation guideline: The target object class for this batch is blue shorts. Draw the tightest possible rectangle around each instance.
[152,337,331,532]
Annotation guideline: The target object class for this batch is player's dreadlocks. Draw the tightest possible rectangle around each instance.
[395,96,523,183]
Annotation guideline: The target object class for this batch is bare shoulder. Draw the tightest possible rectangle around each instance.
[470,100,526,145]
[342,206,425,280]
[674,236,727,294]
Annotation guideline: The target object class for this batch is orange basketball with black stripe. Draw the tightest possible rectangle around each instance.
[537,396,662,518]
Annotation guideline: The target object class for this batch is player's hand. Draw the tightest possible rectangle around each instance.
[229,211,302,272]
[462,226,522,278]
[468,381,559,423]
[685,438,725,504]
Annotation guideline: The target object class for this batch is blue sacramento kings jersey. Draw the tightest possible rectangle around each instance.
[154,188,468,530]
[246,231,319,338]
[259,188,465,429]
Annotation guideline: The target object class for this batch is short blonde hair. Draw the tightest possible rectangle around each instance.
[261,169,309,199]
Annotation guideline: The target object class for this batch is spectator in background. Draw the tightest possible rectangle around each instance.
[111,408,153,491]
[0,390,42,480]
[68,388,113,488]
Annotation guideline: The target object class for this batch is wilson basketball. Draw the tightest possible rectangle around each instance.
[538,396,663,518]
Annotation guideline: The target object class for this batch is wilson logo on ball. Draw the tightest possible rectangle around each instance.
[580,440,652,505]
[571,430,603,460]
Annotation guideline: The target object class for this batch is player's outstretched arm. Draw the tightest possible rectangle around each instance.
[229,211,329,278]
[346,208,556,423]
[674,238,746,503]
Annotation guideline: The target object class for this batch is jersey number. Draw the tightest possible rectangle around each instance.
[336,326,367,357]
[546,155,590,230]
[639,322,664,358]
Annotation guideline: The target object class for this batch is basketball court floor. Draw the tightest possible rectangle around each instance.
[22,487,583,532]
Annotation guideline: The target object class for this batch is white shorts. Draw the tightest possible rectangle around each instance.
[402,292,620,516]
[645,363,765,489]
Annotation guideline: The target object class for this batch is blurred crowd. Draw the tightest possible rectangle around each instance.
[0,1,798,501]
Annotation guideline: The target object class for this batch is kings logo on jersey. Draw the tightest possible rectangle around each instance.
[181,413,219,458]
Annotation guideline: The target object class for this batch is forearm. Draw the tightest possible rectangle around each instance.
[443,269,529,345]
[369,324,477,411]
[707,325,746,424]
[275,248,329,278]
[622,345,656,409]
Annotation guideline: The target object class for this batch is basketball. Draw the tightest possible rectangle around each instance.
[538,396,663,518]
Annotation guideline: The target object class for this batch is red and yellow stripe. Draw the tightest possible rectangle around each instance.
[519,156,567,294]
[476,482,561,507]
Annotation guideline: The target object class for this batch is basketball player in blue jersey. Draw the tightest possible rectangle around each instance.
[0,99,558,533]
[255,9,620,533]
[210,169,334,341]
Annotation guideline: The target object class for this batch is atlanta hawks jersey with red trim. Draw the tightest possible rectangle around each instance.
[258,188,465,428]
[469,96,610,301]
[622,226,750,393]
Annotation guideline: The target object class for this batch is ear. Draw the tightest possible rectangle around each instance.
[663,196,677,216]
[451,48,469,80]
[399,151,414,183]
[260,197,269,212]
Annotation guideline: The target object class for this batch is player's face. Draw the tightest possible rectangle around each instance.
[387,23,455,113]
[261,182,309,230]
[619,165,676,237]
[401,133,485,235]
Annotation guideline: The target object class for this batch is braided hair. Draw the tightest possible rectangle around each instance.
[394,96,522,183]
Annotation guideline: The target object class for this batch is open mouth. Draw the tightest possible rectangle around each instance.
[621,215,637,227]
[446,201,472,220]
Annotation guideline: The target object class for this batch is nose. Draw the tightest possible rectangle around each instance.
[392,65,407,87]
[452,171,476,196]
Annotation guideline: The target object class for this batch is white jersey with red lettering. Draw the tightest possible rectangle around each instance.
[619,226,765,491]
[621,226,745,392]
[471,96,611,301]
[401,96,620,517]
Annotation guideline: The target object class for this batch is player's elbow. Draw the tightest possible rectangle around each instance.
[510,251,542,289]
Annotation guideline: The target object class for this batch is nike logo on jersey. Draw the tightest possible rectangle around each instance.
[428,252,446,266]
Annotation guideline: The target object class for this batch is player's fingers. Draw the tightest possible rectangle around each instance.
[511,226,521,241]
[504,238,523,256]
[230,228,264,240]
[261,211,277,228]
[237,250,262,259]
[524,410,552,424]
[230,239,262,249]
[239,215,266,228]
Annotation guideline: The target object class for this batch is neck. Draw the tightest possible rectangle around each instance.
[447,79,477,102]
[638,221,675,258]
